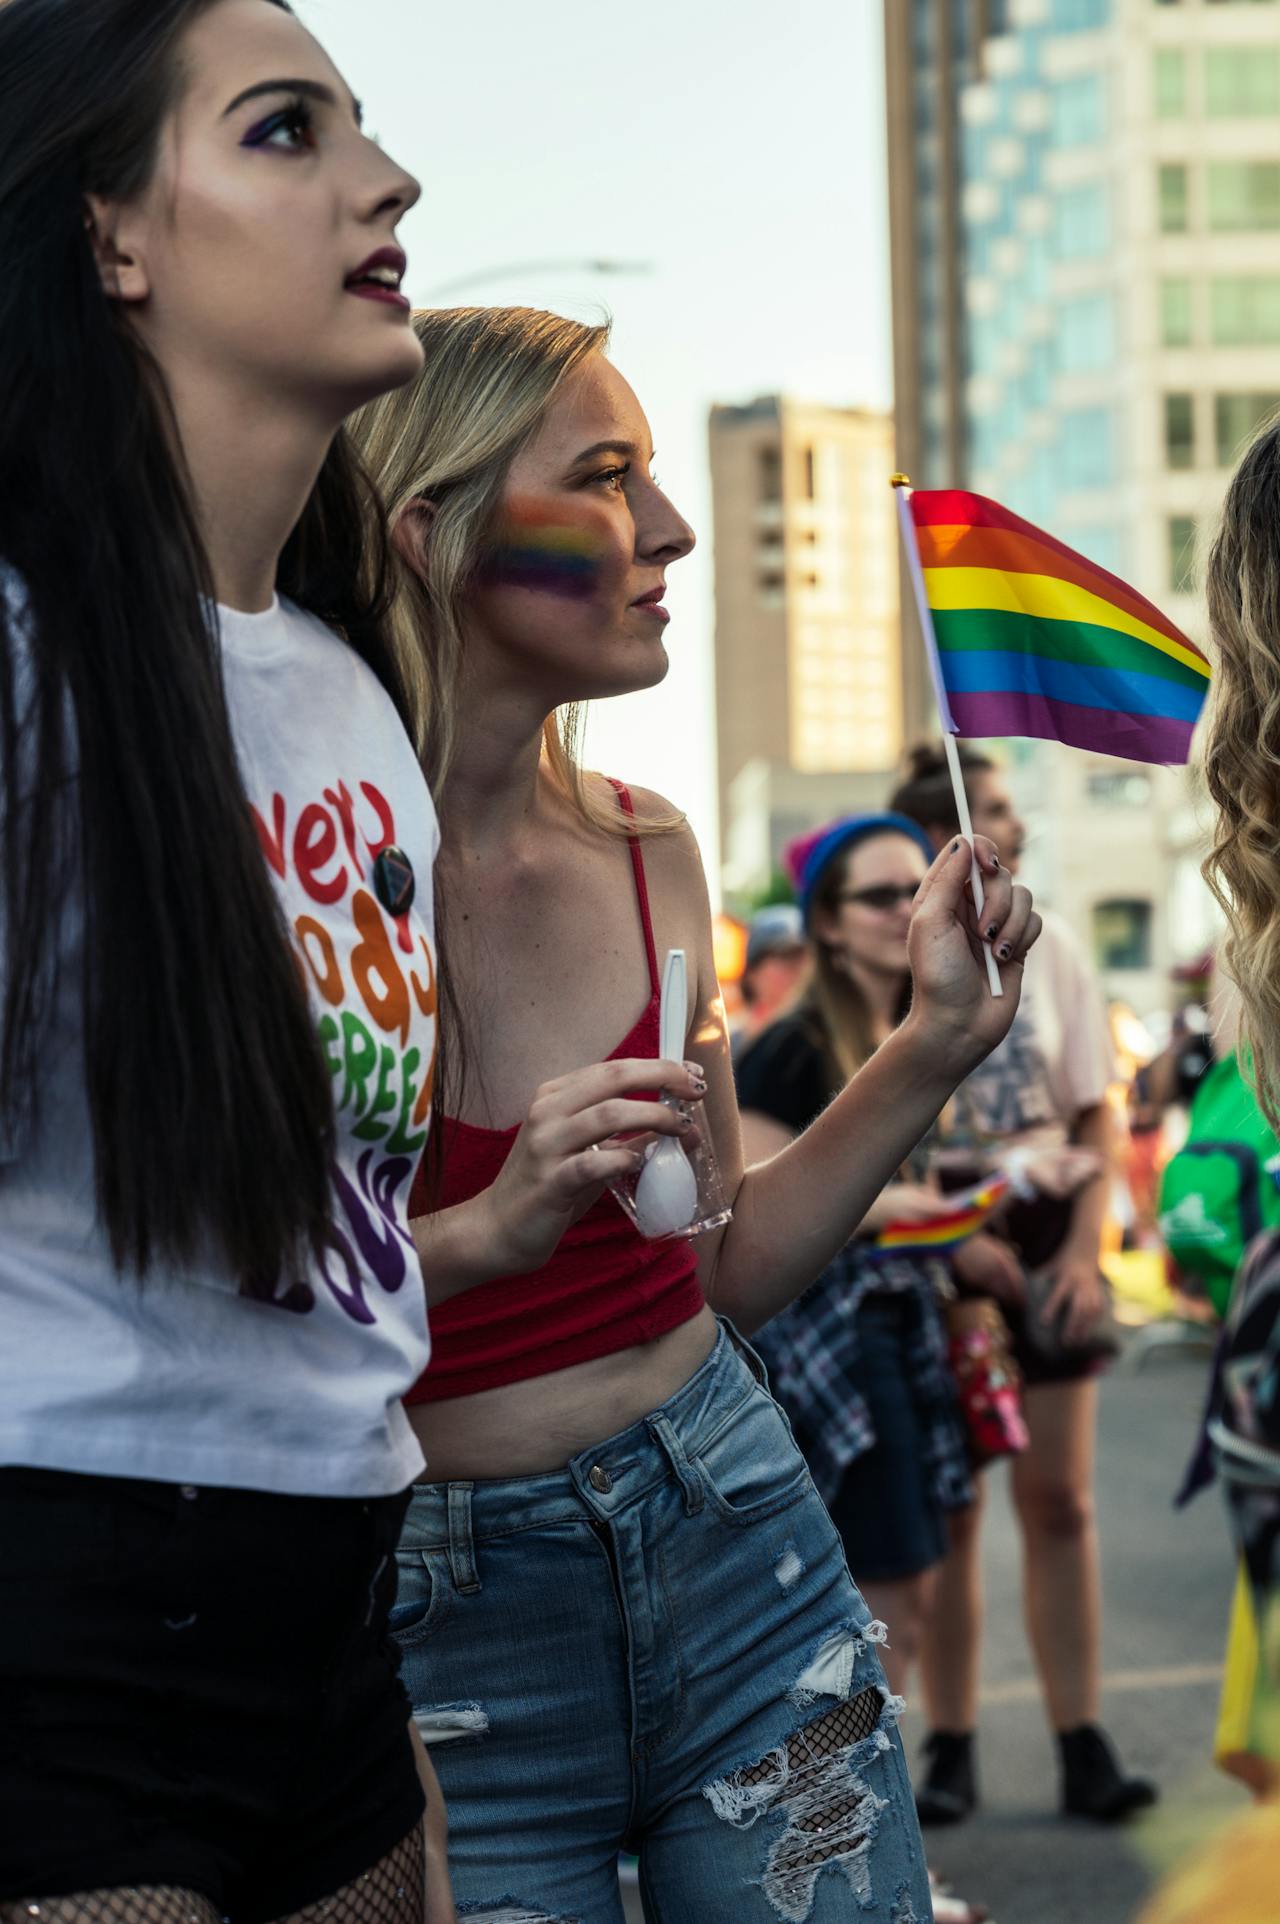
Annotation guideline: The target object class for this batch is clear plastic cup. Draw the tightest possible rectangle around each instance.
[609,1096,733,1242]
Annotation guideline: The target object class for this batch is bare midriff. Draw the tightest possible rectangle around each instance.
[406,1303,718,1482]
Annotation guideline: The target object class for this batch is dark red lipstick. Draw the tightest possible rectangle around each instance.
[344,245,409,309]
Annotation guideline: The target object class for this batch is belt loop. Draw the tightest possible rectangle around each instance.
[724,1317,767,1386]
[647,1412,704,1517]
[446,1482,480,1595]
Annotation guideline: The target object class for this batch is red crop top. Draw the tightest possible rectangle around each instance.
[404,783,705,1403]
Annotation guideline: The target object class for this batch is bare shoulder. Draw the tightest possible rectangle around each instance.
[613,777,685,825]
[613,784,715,1000]
[613,781,705,881]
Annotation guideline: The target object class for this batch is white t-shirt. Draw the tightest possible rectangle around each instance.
[956,910,1115,1141]
[0,593,438,1496]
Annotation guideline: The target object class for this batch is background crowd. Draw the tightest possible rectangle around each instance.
[5,4,1280,1924]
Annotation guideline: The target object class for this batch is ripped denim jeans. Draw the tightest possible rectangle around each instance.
[391,1322,932,1923]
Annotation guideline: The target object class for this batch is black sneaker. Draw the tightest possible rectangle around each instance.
[916,1729,978,1826]
[1058,1723,1158,1821]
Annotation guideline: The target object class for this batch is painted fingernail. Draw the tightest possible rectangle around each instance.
[677,1113,694,1130]
[998,942,1012,961]
[986,921,1000,941]
[951,839,962,853]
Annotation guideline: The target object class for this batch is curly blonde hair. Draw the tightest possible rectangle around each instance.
[1202,411,1280,1127]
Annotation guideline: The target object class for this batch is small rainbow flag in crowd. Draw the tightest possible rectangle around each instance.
[901,489,1210,765]
[873,1175,1010,1260]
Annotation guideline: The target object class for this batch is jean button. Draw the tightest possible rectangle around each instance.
[179,1485,198,1502]
[588,1464,613,1494]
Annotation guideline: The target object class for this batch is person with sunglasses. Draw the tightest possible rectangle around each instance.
[736,813,988,1923]
[736,815,972,1723]
[892,746,1155,1828]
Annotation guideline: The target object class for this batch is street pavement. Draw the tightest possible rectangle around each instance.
[622,1341,1244,1922]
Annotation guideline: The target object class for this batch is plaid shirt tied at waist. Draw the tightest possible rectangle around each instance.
[752,1243,974,1517]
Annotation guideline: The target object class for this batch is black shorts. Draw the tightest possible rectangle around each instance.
[947,1183,1110,1390]
[0,1467,424,1920]
[1000,1196,1111,1388]
[1001,1297,1111,1388]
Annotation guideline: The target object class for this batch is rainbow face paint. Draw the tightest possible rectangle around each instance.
[478,500,610,601]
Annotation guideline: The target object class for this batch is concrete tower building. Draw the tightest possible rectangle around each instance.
[708,398,903,902]
[884,0,1012,492]
[883,0,1015,757]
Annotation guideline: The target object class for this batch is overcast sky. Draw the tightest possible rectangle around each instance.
[296,0,894,883]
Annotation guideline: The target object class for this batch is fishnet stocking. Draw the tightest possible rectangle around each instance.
[726,1686,886,1876]
[267,1821,425,1923]
[778,1688,883,1874]
[3,1822,426,1924]
[731,1685,886,1789]
[1,1893,221,1923]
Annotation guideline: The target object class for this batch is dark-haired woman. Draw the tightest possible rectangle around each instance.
[0,2,450,1918]
[892,746,1156,1826]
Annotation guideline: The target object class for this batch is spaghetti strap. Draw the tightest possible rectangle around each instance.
[607,777,661,997]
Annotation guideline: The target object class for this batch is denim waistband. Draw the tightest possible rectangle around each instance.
[400,1321,766,1554]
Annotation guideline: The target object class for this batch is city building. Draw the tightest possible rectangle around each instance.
[884,3,1015,748]
[883,0,1260,1009]
[884,0,1011,493]
[708,397,907,904]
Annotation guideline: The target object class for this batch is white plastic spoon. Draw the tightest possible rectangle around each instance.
[632,947,699,1238]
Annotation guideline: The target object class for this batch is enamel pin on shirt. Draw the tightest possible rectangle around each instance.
[373,844,415,917]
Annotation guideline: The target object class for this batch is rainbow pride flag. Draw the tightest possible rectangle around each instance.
[873,1175,1010,1260]
[905,490,1210,764]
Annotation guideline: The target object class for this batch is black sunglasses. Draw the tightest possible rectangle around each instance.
[836,882,921,912]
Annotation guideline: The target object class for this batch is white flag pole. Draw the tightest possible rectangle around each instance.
[892,475,1004,999]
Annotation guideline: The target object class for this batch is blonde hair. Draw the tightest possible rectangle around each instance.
[1202,411,1280,1128]
[351,305,680,837]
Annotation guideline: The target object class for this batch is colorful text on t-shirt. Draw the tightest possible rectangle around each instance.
[250,776,437,1326]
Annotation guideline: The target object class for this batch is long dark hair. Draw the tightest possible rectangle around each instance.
[0,0,407,1279]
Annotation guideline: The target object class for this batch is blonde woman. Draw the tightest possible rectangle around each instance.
[1198,415,1280,1816]
[351,307,1039,1921]
[1204,414,1280,1119]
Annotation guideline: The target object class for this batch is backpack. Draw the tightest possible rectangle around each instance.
[1158,1053,1280,1319]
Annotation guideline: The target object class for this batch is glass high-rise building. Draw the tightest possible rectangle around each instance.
[884,2,1012,739]
[888,0,1280,612]
[883,0,1276,998]
[884,1,1011,494]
